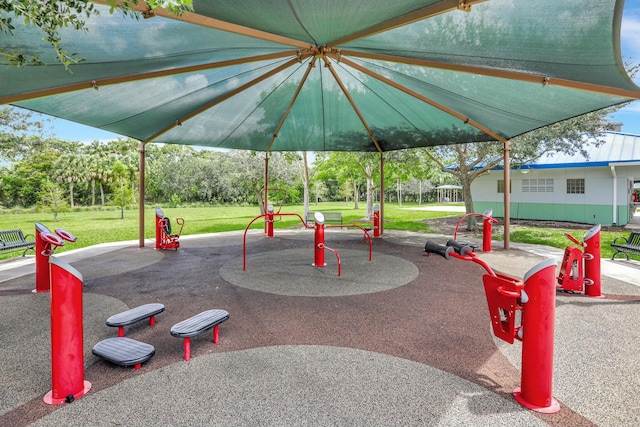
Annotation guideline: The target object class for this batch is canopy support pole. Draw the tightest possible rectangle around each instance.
[139,142,146,248]
[264,152,269,232]
[380,152,385,236]
[503,140,511,250]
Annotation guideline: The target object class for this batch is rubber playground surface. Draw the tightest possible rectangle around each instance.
[0,228,638,427]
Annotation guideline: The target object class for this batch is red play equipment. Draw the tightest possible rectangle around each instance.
[44,256,91,405]
[243,211,372,276]
[260,187,287,236]
[557,224,603,297]
[372,204,381,238]
[424,239,560,413]
[453,209,498,252]
[34,222,77,293]
[265,204,275,238]
[155,208,184,250]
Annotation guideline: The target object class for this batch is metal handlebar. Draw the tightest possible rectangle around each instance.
[424,239,496,277]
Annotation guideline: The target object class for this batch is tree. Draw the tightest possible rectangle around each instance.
[1,1,193,68]
[109,160,136,219]
[0,106,45,162]
[52,152,86,208]
[38,179,68,222]
[314,152,380,218]
[422,107,626,220]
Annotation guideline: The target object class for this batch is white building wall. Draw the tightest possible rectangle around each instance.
[471,165,640,225]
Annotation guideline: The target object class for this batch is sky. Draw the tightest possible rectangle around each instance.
[28,2,640,143]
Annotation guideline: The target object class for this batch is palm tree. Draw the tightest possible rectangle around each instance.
[52,153,86,208]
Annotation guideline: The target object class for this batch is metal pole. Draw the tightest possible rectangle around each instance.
[503,140,511,250]
[139,142,146,248]
[380,152,384,236]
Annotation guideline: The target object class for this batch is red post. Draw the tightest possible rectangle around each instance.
[482,209,494,252]
[183,337,191,361]
[155,208,164,250]
[513,258,560,414]
[213,325,220,344]
[44,257,91,405]
[313,212,326,267]
[373,204,381,238]
[266,204,274,238]
[583,224,603,297]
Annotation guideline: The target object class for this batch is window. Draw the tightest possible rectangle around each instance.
[566,178,585,194]
[497,180,511,194]
[522,178,554,193]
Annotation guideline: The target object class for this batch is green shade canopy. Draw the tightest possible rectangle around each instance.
[2,0,639,152]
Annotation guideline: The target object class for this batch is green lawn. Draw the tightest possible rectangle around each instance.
[0,202,634,261]
[0,202,458,259]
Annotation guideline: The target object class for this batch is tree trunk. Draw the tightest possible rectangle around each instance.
[302,152,310,221]
[91,179,96,206]
[366,176,374,219]
[460,174,477,230]
[69,182,75,209]
[256,188,265,214]
[353,181,359,210]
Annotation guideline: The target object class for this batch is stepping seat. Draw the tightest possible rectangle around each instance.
[92,337,155,370]
[170,309,229,361]
[106,303,165,337]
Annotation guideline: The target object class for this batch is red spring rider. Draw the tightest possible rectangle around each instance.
[34,222,77,293]
[557,224,602,297]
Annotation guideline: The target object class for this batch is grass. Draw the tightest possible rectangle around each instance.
[0,202,457,259]
[494,225,635,261]
[0,202,635,261]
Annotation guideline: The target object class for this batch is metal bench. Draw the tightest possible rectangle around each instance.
[305,211,343,225]
[611,231,640,260]
[170,309,229,361]
[0,229,35,256]
[92,337,155,370]
[106,303,165,337]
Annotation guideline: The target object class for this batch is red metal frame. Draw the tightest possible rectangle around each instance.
[453,210,498,252]
[425,241,559,413]
[155,208,184,250]
[557,225,603,297]
[34,223,76,293]
[242,212,372,277]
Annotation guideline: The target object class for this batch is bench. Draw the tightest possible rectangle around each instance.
[106,303,165,337]
[611,231,640,260]
[0,229,35,256]
[170,309,229,361]
[92,337,155,370]
[305,211,343,225]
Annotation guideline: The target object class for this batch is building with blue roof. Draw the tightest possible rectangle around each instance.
[472,132,640,226]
